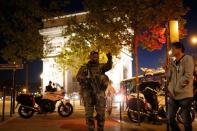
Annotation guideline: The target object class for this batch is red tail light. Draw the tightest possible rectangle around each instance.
[144,100,148,109]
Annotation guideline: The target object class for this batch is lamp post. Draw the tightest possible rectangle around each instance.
[165,20,179,68]
[165,20,179,131]
[165,20,179,66]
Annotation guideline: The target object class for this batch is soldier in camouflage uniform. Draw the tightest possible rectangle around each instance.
[76,51,112,131]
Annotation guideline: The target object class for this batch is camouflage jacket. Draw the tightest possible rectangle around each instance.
[76,59,112,90]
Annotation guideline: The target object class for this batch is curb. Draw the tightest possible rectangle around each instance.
[0,115,17,126]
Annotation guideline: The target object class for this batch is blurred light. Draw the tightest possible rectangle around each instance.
[73,94,80,100]
[65,47,72,52]
[114,93,123,103]
[169,20,179,43]
[0,97,3,101]
[191,36,197,45]
[40,73,43,79]
[22,88,27,93]
[71,92,80,100]
[168,50,172,55]
[71,33,76,37]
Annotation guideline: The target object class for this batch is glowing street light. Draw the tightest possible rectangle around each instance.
[190,36,197,46]
[169,20,179,43]
[22,88,27,94]
[166,20,179,66]
[190,35,197,59]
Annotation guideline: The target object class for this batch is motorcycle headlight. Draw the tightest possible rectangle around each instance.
[64,94,70,100]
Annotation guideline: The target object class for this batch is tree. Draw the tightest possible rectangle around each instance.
[57,0,188,123]
[91,0,187,124]
[0,0,70,63]
[57,11,133,73]
[58,0,187,74]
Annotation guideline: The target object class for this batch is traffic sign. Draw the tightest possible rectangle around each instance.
[0,64,23,70]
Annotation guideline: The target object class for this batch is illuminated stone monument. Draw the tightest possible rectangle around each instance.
[39,12,133,93]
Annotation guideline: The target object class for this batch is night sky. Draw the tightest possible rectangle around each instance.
[0,0,196,85]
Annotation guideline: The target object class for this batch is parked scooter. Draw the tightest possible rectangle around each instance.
[16,90,73,119]
[127,81,195,123]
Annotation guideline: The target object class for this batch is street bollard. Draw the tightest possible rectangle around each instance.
[2,86,6,121]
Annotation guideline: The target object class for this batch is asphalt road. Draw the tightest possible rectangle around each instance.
[0,100,197,131]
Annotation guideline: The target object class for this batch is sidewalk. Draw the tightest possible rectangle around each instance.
[0,114,16,125]
[0,100,160,131]
[0,100,17,124]
[0,112,169,131]
[1,100,197,131]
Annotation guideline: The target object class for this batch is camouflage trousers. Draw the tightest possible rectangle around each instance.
[81,90,106,131]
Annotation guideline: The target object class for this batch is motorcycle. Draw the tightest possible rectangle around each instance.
[176,79,197,124]
[16,90,73,119]
[127,81,195,124]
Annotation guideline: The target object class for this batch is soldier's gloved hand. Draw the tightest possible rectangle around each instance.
[106,53,112,60]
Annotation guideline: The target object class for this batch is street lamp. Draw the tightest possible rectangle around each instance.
[22,88,27,94]
[190,35,197,46]
[166,20,179,66]
[190,35,197,59]
[169,20,179,43]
